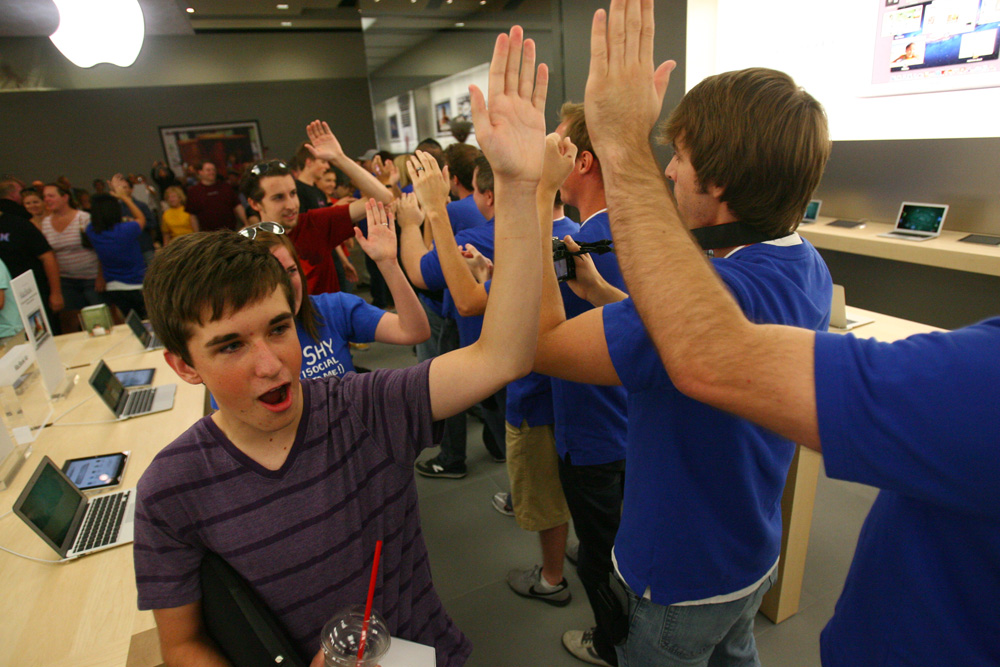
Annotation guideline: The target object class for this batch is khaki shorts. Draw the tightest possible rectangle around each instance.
[506,420,571,532]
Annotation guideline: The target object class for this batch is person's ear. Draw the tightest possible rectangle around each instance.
[486,189,495,209]
[249,197,264,215]
[164,350,205,386]
[707,182,725,199]
[577,150,595,175]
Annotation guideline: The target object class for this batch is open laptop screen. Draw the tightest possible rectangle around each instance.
[897,203,947,234]
[90,361,125,412]
[15,459,84,551]
[125,311,150,344]
[803,200,821,223]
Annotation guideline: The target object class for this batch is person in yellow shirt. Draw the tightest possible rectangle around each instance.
[160,186,199,244]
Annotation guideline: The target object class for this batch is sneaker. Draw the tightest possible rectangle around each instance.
[415,457,467,479]
[566,539,579,566]
[562,628,613,667]
[507,565,571,607]
[492,491,514,516]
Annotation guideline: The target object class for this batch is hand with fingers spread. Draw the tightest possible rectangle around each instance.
[395,192,425,230]
[407,151,451,212]
[305,120,347,164]
[358,199,398,264]
[585,0,676,153]
[109,173,131,199]
[540,133,578,194]
[469,25,549,184]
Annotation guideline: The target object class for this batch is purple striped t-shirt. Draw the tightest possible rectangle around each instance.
[134,361,471,666]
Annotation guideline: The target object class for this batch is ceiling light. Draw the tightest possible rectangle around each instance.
[281,21,292,26]
[186,6,194,12]
[455,22,465,27]
[480,0,486,4]
[276,3,289,8]
[50,0,145,68]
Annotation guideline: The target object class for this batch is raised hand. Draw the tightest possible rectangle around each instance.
[407,151,451,211]
[585,0,676,154]
[357,198,398,264]
[394,192,424,230]
[540,133,578,193]
[305,119,347,163]
[469,25,548,184]
[109,173,131,199]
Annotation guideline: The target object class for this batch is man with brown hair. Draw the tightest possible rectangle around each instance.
[443,143,488,234]
[290,142,330,213]
[584,3,999,667]
[532,39,833,667]
[185,161,247,232]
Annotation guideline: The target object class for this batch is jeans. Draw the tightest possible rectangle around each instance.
[60,276,101,312]
[616,569,777,667]
[558,453,626,666]
[425,312,468,468]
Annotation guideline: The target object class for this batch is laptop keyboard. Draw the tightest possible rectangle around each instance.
[125,387,156,416]
[73,491,130,553]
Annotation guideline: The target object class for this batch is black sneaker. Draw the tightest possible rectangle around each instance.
[415,456,467,479]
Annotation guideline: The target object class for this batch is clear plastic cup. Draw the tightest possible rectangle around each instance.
[320,605,391,667]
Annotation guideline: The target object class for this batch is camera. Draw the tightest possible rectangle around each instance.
[552,237,615,282]
[552,238,576,282]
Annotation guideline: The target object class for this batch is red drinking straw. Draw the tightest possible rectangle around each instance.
[356,540,383,666]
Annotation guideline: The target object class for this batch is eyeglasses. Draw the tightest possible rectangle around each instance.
[238,222,285,239]
[249,160,289,177]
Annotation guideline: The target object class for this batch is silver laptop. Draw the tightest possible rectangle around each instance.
[12,456,136,559]
[829,285,874,331]
[88,359,176,420]
[878,202,948,241]
[125,310,163,350]
[801,199,822,224]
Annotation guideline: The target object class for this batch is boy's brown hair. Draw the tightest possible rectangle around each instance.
[443,143,482,192]
[559,101,597,168]
[144,231,294,365]
[659,68,831,237]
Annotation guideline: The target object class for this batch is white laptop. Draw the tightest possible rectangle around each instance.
[878,202,948,241]
[12,456,136,559]
[125,310,163,351]
[801,199,822,224]
[88,359,176,420]
[829,284,874,331]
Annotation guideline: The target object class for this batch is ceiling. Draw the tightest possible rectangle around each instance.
[0,0,554,73]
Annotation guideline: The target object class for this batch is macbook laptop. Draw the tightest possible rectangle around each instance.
[878,202,948,241]
[88,359,177,420]
[801,199,822,224]
[829,285,874,331]
[12,456,136,559]
[125,310,163,350]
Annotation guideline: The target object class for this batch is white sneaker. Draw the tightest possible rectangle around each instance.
[562,628,613,667]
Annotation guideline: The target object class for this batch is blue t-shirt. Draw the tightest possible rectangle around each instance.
[499,216,581,428]
[446,195,488,234]
[815,320,1000,667]
[605,236,832,605]
[550,210,628,466]
[299,292,385,380]
[85,221,145,285]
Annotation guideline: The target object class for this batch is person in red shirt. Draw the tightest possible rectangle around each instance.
[185,161,247,232]
[240,120,394,294]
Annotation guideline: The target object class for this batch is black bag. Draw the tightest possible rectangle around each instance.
[200,551,309,667]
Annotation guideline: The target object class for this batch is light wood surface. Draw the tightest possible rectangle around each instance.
[0,327,204,667]
[798,216,1000,277]
[759,306,942,623]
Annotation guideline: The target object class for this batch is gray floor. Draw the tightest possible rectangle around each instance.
[354,338,879,667]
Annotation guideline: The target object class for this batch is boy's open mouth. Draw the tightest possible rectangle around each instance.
[258,383,290,407]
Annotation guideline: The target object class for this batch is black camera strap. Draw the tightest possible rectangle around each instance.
[690,221,785,250]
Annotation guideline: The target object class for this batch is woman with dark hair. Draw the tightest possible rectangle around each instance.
[42,181,99,332]
[84,175,148,319]
[248,200,429,380]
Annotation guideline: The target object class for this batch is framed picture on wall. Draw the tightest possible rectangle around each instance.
[454,93,473,127]
[434,100,452,135]
[389,114,400,140]
[159,120,264,180]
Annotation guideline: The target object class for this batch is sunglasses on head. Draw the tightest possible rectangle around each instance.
[249,160,289,177]
[238,222,285,240]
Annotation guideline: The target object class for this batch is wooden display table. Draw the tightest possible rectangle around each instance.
[759,307,943,623]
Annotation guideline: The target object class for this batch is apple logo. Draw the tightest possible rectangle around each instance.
[49,0,145,68]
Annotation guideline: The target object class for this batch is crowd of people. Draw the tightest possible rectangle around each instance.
[4,2,997,666]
